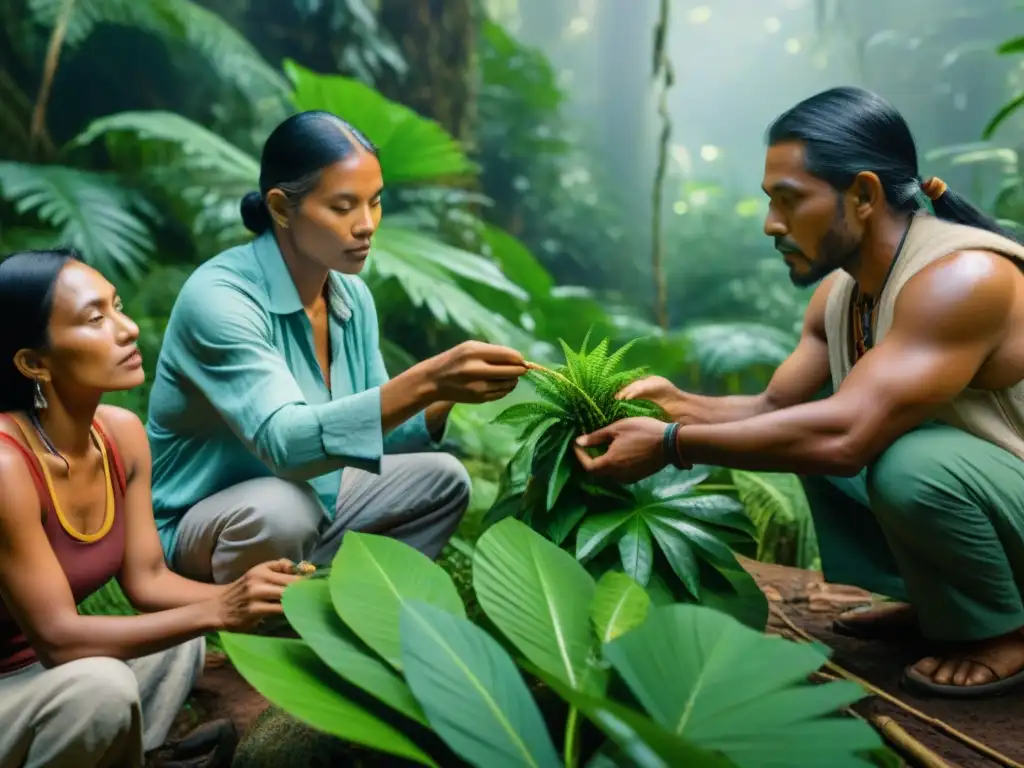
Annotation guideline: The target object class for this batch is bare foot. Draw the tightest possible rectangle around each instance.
[833,602,918,639]
[910,629,1024,690]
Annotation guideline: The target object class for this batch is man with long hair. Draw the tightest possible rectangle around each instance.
[576,86,1024,700]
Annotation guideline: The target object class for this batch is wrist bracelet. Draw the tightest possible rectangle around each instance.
[662,422,685,469]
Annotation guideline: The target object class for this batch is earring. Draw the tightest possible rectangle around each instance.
[33,381,47,411]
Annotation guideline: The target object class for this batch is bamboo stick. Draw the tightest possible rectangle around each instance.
[770,606,1023,768]
[873,715,959,768]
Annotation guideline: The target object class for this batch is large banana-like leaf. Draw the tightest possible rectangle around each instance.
[591,571,651,644]
[29,0,288,104]
[285,59,477,184]
[731,471,819,569]
[0,161,154,279]
[281,578,426,725]
[400,600,561,768]
[473,518,598,692]
[603,605,881,768]
[220,633,437,766]
[329,532,465,671]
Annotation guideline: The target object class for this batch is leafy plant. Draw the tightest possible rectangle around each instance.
[222,519,886,767]
[484,334,766,627]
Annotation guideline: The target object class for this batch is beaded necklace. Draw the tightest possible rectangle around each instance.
[850,222,912,361]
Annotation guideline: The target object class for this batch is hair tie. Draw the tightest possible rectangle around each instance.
[920,176,948,201]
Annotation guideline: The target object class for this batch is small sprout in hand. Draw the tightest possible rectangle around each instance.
[293,561,317,576]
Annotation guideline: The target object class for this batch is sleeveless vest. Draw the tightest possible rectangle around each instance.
[824,212,1024,461]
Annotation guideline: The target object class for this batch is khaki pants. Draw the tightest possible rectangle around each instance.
[0,637,205,768]
[171,453,471,584]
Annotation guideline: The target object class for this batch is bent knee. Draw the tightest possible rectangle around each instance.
[231,478,323,545]
[418,453,471,506]
[55,657,139,717]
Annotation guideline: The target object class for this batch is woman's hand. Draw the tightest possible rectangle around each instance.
[574,417,687,484]
[427,341,528,404]
[214,559,301,632]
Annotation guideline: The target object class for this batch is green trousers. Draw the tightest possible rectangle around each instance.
[802,421,1024,642]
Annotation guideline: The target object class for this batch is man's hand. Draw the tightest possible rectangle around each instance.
[616,376,686,419]
[574,417,681,483]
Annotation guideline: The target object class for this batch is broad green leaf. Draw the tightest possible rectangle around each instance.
[591,572,651,643]
[528,662,736,768]
[577,510,632,561]
[474,518,597,691]
[541,502,588,546]
[646,518,701,598]
[732,471,818,568]
[282,578,425,724]
[618,515,654,586]
[221,633,436,766]
[699,562,770,632]
[479,222,553,299]
[545,429,574,511]
[603,605,881,767]
[649,514,739,571]
[659,494,756,537]
[330,532,465,670]
[285,59,477,183]
[400,601,561,768]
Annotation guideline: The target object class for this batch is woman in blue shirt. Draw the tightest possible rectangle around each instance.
[147,111,527,584]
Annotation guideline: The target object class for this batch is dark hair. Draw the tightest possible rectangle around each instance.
[240,110,378,235]
[0,248,78,412]
[767,86,1018,241]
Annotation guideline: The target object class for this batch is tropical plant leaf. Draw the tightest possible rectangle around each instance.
[603,605,881,767]
[732,471,818,568]
[591,572,651,644]
[28,0,288,103]
[281,578,426,724]
[285,59,477,183]
[474,518,598,692]
[400,600,561,768]
[545,429,574,511]
[528,662,737,768]
[618,515,654,586]
[682,323,795,377]
[329,532,465,670]
[221,633,437,766]
[0,161,155,280]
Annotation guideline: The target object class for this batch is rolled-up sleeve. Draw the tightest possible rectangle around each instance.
[172,276,385,479]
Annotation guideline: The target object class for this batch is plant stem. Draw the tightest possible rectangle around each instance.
[696,484,736,493]
[564,706,580,768]
[525,361,608,425]
[30,0,75,158]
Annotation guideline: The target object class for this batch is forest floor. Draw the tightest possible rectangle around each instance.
[170,560,1024,768]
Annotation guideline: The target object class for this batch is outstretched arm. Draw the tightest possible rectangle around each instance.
[577,251,1016,481]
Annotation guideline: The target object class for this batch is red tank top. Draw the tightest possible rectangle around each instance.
[0,417,127,673]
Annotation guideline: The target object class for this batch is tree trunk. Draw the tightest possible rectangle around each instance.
[376,0,480,145]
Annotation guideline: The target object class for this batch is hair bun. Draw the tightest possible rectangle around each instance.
[240,191,272,234]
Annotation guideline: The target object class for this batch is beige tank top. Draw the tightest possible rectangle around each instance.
[824,212,1024,461]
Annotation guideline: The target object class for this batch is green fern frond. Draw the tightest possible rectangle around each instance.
[493,400,565,427]
[612,399,665,420]
[602,338,640,377]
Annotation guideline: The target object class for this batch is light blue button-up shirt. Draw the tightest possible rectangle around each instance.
[147,231,439,558]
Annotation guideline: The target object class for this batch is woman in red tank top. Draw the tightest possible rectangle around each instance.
[0,249,303,768]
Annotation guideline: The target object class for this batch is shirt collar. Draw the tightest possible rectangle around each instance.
[254,232,352,322]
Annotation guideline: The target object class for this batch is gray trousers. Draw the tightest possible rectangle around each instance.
[0,637,205,768]
[172,453,471,584]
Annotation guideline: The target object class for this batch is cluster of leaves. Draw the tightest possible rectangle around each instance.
[222,518,887,768]
[483,335,768,625]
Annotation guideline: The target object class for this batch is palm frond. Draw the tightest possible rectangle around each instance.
[28,0,288,105]
[0,161,155,279]
[70,110,259,245]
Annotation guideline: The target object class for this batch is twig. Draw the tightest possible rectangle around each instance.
[771,606,1023,768]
